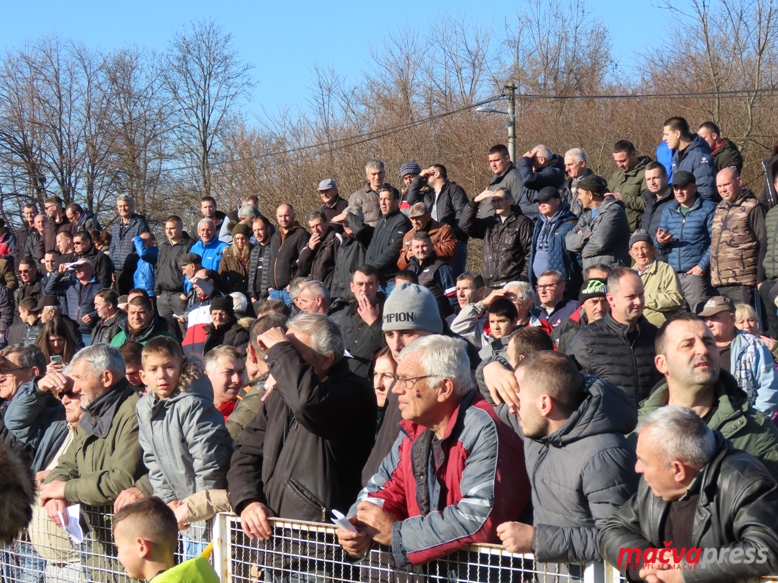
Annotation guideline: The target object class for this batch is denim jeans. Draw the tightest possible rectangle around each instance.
[269,289,292,306]
[2,540,46,583]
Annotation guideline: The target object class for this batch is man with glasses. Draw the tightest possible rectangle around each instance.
[338,335,531,568]
[73,230,113,287]
[536,270,580,328]
[14,258,43,308]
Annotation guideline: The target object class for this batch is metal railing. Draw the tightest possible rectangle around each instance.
[1,505,626,583]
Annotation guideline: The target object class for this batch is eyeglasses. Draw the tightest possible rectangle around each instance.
[0,365,24,374]
[392,375,435,390]
[537,283,560,290]
[18,269,31,274]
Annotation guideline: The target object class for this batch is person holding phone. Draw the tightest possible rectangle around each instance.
[35,318,79,375]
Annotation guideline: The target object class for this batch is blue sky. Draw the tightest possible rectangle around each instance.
[1,0,670,119]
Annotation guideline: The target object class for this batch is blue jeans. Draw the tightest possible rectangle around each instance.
[383,282,396,297]
[452,241,468,278]
[269,289,292,306]
[2,540,46,582]
[81,333,92,347]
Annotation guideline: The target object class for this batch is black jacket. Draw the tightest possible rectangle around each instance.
[267,224,310,290]
[155,234,195,295]
[365,210,412,283]
[248,242,271,301]
[203,318,250,356]
[568,314,661,406]
[330,223,373,300]
[227,343,376,521]
[599,434,778,583]
[6,320,41,347]
[13,276,43,308]
[330,298,386,378]
[459,202,534,287]
[641,187,675,262]
[296,227,341,289]
[406,177,469,242]
[14,223,37,269]
[73,211,101,234]
[90,311,128,345]
[0,286,14,347]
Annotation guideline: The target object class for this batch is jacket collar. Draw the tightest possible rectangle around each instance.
[399,389,477,442]
[80,379,132,438]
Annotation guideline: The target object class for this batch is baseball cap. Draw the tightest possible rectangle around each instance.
[178,253,202,268]
[697,296,735,318]
[318,179,337,191]
[672,171,696,188]
[534,186,561,203]
[29,295,59,313]
[577,174,609,195]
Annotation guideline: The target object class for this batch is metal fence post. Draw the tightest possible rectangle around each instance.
[212,512,230,582]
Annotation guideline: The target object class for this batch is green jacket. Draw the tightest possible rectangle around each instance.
[712,137,743,172]
[609,156,651,232]
[639,373,778,480]
[637,260,684,327]
[150,557,219,583]
[46,380,146,505]
[110,316,176,347]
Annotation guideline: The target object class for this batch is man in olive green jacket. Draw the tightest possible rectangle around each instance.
[39,343,146,581]
[609,140,652,232]
[639,313,778,480]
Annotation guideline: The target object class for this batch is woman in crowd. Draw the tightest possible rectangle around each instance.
[219,223,253,295]
[371,347,396,435]
[36,318,79,374]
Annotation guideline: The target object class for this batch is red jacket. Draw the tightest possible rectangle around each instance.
[353,391,530,566]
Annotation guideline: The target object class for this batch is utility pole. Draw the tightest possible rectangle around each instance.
[506,82,516,163]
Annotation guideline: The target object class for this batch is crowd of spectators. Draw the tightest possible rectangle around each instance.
[2,115,778,582]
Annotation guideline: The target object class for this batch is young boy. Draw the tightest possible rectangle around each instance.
[136,337,233,555]
[113,497,219,582]
[479,297,519,360]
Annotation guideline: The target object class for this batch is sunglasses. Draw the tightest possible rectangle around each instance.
[55,388,78,401]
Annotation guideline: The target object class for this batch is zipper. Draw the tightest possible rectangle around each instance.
[288,479,327,522]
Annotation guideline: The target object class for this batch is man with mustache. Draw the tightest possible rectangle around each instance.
[638,312,778,480]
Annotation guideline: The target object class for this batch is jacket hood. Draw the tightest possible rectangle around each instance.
[680,134,712,160]
[543,376,638,445]
[598,195,625,213]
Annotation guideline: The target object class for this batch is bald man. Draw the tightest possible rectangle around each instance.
[266,204,310,305]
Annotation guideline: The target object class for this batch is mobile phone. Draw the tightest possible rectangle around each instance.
[50,355,63,365]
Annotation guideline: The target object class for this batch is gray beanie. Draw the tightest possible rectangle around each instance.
[382,283,443,333]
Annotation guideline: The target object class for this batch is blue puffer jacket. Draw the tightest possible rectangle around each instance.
[528,201,581,288]
[44,271,106,333]
[133,237,158,296]
[656,196,717,273]
[191,238,228,272]
[671,134,718,202]
[110,214,150,270]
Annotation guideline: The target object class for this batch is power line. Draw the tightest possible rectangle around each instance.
[513,87,778,100]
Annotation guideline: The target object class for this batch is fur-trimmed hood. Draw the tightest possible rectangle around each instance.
[0,444,34,542]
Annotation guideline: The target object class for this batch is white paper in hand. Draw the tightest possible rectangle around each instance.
[364,497,385,509]
[331,509,358,533]
[57,504,85,544]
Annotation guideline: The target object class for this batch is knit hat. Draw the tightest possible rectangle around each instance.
[210,295,235,316]
[577,174,609,196]
[400,161,421,177]
[232,223,252,239]
[579,278,608,303]
[383,283,442,333]
[629,229,654,249]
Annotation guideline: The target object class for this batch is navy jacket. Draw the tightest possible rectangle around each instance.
[110,214,150,270]
[657,196,717,273]
[528,201,581,288]
[671,134,719,202]
[45,271,106,333]
[516,155,566,222]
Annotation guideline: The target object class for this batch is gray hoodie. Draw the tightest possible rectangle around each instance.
[497,376,639,563]
[136,356,233,503]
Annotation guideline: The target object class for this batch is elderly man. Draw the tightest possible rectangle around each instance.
[339,335,530,567]
[629,231,683,327]
[296,280,347,318]
[535,270,580,328]
[349,160,386,227]
[45,259,105,345]
[267,204,310,305]
[559,147,593,217]
[699,296,778,416]
[365,185,412,289]
[317,178,348,225]
[566,174,631,269]
[111,296,174,347]
[640,162,674,262]
[407,164,469,274]
[40,344,145,577]
[600,406,778,583]
[640,313,778,479]
[459,187,533,289]
[397,202,457,271]
[710,167,767,308]
[494,351,638,572]
[227,313,376,536]
[217,201,262,245]
[297,210,340,288]
[109,194,150,294]
[191,218,228,272]
[569,268,661,405]
[203,345,246,421]
[515,144,566,222]
[609,140,651,231]
[529,186,580,290]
